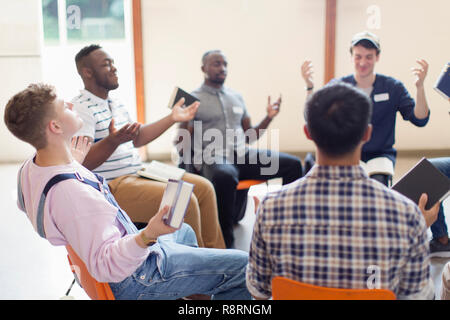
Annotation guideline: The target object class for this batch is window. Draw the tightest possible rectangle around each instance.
[41,0,136,121]
[42,0,126,45]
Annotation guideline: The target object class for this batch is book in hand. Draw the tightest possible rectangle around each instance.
[360,157,394,176]
[168,86,200,109]
[434,62,450,100]
[391,157,450,210]
[159,179,194,228]
[137,160,185,183]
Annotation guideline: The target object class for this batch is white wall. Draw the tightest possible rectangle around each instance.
[0,0,44,162]
[141,0,325,158]
[141,0,449,159]
[335,0,450,150]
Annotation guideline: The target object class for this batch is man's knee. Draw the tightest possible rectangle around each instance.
[208,167,239,187]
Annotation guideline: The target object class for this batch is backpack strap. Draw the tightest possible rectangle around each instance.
[35,172,137,239]
[36,173,98,238]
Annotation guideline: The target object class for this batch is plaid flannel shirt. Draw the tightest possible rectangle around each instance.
[246,165,434,299]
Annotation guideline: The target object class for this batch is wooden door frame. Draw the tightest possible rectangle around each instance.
[324,0,336,84]
[132,0,145,124]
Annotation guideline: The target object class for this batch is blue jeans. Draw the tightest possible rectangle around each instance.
[109,224,251,300]
[429,157,450,239]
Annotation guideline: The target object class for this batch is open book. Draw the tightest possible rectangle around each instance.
[168,86,200,109]
[360,157,394,176]
[434,62,450,100]
[159,179,194,228]
[137,160,185,183]
[391,157,450,210]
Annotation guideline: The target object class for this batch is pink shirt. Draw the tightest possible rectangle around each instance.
[19,156,150,283]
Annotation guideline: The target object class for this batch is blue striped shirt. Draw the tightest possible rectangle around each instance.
[246,165,434,299]
[72,90,142,181]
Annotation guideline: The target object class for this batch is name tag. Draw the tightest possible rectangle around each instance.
[232,106,244,114]
[374,93,389,102]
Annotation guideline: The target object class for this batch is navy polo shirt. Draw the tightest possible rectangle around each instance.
[334,74,430,164]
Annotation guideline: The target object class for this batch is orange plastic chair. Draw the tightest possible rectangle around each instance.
[236,179,267,190]
[66,245,115,300]
[272,276,396,300]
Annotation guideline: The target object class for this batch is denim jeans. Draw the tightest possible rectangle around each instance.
[109,224,251,300]
[429,157,450,239]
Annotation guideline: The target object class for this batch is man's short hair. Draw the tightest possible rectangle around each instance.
[304,82,373,157]
[75,44,102,74]
[3,83,57,149]
[201,49,222,65]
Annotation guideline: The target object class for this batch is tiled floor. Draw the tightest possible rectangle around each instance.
[0,156,449,300]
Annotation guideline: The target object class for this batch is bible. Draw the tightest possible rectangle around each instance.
[391,158,450,210]
[159,179,194,228]
[168,86,200,109]
[434,62,450,100]
[137,160,185,183]
[360,157,394,176]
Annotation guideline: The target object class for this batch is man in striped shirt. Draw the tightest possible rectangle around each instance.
[246,82,440,299]
[72,44,225,249]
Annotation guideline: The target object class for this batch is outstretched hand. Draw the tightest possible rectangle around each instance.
[171,97,200,122]
[108,118,141,145]
[71,136,91,164]
[267,95,282,119]
[412,59,429,88]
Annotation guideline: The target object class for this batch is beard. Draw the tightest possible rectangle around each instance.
[210,73,226,85]
[94,71,119,91]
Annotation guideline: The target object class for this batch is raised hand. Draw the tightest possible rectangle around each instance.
[301,60,314,89]
[108,118,141,145]
[71,136,92,163]
[412,59,429,88]
[267,95,282,119]
[171,97,200,122]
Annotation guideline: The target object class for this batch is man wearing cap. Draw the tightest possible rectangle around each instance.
[301,31,430,186]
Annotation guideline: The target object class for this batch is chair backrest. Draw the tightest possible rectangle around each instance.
[66,245,115,300]
[236,179,267,190]
[272,276,396,300]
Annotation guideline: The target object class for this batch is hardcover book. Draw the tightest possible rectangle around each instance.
[434,62,450,100]
[168,86,200,109]
[391,158,450,210]
[159,179,194,228]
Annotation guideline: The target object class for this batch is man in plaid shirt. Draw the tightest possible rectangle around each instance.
[246,82,439,300]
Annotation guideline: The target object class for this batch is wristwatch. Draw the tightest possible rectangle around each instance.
[140,231,157,247]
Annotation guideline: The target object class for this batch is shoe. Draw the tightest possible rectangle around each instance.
[429,238,450,258]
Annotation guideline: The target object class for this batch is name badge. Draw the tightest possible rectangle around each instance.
[374,93,389,102]
[232,106,244,114]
